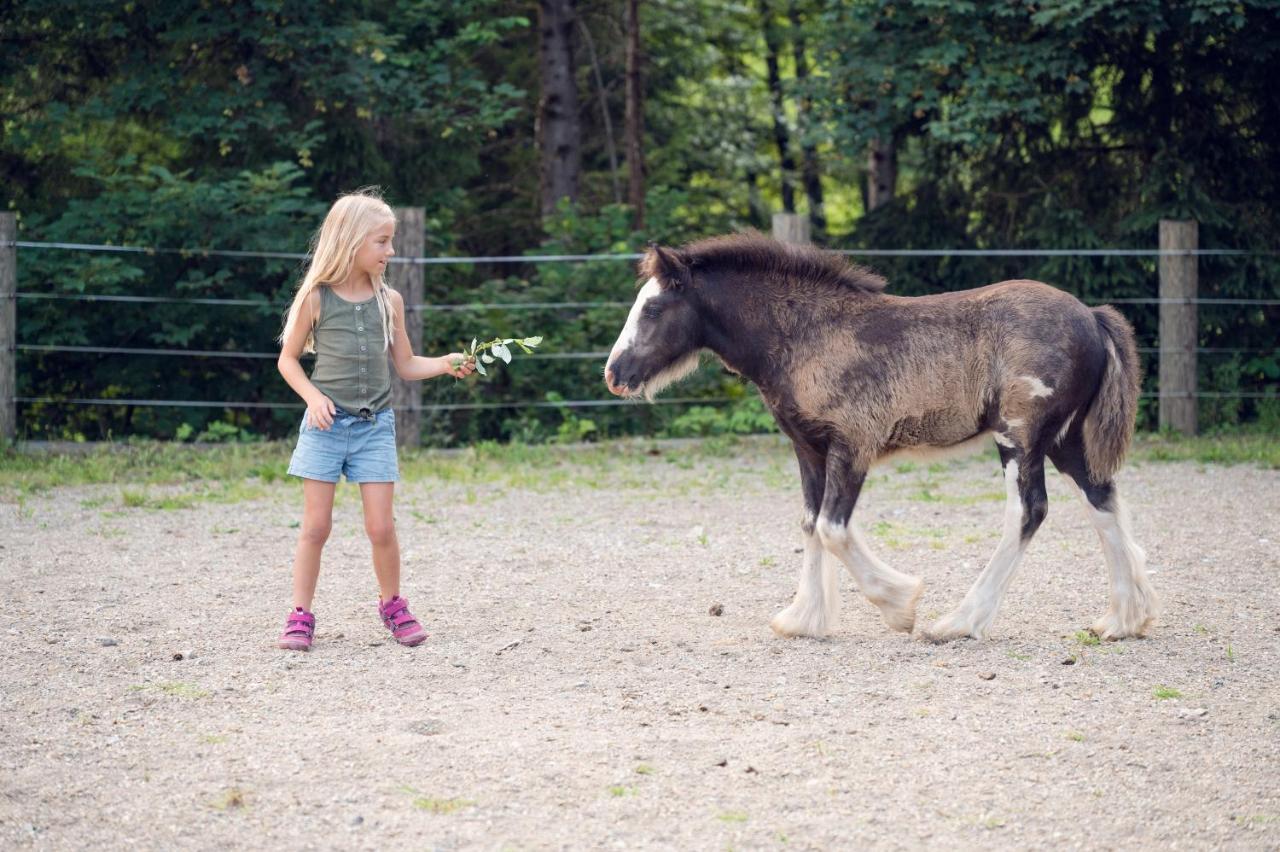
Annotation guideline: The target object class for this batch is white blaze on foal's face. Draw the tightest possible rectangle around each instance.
[604,277,701,399]
[609,277,662,365]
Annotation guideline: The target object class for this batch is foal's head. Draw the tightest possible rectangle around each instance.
[604,244,703,400]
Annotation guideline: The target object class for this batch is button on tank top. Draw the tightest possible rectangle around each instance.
[308,286,393,414]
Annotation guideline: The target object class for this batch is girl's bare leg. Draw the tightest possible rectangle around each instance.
[359,482,400,601]
[291,478,336,610]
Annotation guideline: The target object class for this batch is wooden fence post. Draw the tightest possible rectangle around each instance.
[390,207,425,448]
[772,212,810,245]
[1158,219,1198,435]
[0,213,15,443]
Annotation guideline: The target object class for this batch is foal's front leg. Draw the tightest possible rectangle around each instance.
[924,448,1048,642]
[816,452,924,633]
[771,448,839,638]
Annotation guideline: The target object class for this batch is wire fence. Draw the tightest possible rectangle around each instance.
[4,236,1278,426]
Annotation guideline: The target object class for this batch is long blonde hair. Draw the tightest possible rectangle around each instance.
[280,188,398,354]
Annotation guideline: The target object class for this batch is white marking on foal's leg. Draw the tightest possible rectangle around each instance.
[1054,412,1076,446]
[925,460,1027,642]
[1019,375,1054,398]
[815,517,923,633]
[771,514,838,638]
[1071,483,1158,639]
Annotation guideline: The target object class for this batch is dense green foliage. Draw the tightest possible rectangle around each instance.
[3,0,1276,443]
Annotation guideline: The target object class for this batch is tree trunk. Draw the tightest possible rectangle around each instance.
[537,0,581,218]
[760,0,796,213]
[788,1,824,239]
[625,0,646,229]
[866,137,896,212]
[578,18,621,205]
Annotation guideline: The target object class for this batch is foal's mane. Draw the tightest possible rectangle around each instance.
[655,231,887,295]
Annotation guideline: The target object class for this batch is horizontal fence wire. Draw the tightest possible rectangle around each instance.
[12,292,1280,309]
[11,344,1274,359]
[13,396,736,411]
[8,238,1276,262]
[12,292,635,310]
[12,392,1273,411]
[13,344,612,360]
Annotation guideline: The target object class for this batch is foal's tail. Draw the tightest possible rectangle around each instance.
[1083,306,1142,484]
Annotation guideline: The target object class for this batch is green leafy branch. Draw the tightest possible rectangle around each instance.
[454,336,543,376]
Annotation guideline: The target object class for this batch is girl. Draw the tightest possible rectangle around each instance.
[275,188,474,651]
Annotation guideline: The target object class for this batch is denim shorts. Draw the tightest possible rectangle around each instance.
[287,407,399,483]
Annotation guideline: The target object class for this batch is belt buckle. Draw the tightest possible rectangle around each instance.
[358,407,374,421]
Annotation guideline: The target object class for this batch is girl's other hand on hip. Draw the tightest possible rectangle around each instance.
[306,396,336,429]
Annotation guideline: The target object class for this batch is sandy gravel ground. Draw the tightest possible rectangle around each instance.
[2,440,1278,851]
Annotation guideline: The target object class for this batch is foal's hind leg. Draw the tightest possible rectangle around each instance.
[771,448,840,638]
[925,445,1048,642]
[815,451,923,633]
[1048,437,1158,639]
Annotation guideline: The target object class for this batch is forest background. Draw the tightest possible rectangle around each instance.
[3,0,1277,445]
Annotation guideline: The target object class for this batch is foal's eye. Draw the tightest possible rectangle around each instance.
[642,304,663,320]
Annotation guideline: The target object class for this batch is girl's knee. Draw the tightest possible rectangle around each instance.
[365,520,397,548]
[300,520,332,546]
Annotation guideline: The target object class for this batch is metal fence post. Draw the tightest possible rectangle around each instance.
[772,212,811,246]
[390,206,425,448]
[1158,219,1198,435]
[0,213,15,443]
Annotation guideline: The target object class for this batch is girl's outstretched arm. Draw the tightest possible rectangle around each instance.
[387,289,475,381]
[278,291,337,429]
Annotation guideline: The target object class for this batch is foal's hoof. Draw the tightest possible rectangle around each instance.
[1090,610,1155,641]
[769,601,832,639]
[921,611,984,644]
[875,578,924,634]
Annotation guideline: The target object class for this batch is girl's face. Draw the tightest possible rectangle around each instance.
[354,218,396,279]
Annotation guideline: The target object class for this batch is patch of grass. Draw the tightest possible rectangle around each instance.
[209,787,248,811]
[912,484,945,503]
[1007,650,1031,661]
[717,811,748,823]
[398,785,475,814]
[152,494,196,510]
[1233,813,1280,826]
[1073,630,1101,647]
[1153,685,1183,700]
[412,797,475,814]
[634,764,654,775]
[1227,644,1236,662]
[607,785,636,798]
[121,489,149,508]
[758,556,776,568]
[201,734,228,744]
[1066,731,1085,742]
[0,441,295,496]
[1132,430,1280,468]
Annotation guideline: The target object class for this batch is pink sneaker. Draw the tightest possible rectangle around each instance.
[277,607,315,651]
[379,596,427,646]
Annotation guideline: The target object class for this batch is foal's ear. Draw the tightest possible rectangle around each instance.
[641,242,692,289]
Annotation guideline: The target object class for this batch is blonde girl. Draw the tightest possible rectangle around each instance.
[275,188,474,650]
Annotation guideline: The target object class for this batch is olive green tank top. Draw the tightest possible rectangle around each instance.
[308,286,393,414]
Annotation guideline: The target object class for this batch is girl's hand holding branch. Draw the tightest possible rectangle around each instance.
[446,353,477,379]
